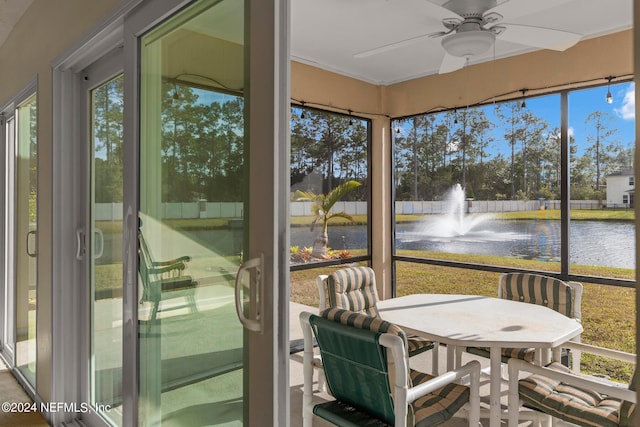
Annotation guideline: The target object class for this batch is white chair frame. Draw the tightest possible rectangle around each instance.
[300,311,481,427]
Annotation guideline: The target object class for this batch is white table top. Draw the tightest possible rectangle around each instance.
[377,293,583,349]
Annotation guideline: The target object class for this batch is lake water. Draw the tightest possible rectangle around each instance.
[291,219,635,269]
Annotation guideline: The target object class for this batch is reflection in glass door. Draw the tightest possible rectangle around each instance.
[89,72,124,426]
[138,1,245,424]
[15,94,37,386]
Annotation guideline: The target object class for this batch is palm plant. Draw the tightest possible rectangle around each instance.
[295,180,361,257]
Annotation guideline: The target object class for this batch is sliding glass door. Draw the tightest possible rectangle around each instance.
[122,0,289,425]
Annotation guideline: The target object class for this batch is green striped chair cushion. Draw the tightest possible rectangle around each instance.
[410,370,471,427]
[326,267,434,356]
[406,334,435,356]
[327,266,380,317]
[467,346,536,363]
[321,307,406,340]
[519,362,625,427]
[501,273,574,317]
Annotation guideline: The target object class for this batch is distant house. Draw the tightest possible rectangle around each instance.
[606,168,635,208]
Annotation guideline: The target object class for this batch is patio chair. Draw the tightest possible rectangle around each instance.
[507,341,636,427]
[312,266,439,392]
[138,231,198,320]
[465,272,583,371]
[300,307,481,427]
[317,266,436,359]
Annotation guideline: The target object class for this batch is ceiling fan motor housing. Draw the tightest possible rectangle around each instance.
[441,20,496,58]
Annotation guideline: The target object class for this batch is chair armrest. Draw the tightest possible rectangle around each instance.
[562,341,636,364]
[151,255,191,267]
[508,358,636,403]
[380,333,481,425]
[148,261,187,275]
[406,360,481,404]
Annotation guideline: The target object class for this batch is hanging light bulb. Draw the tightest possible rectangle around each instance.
[605,76,614,104]
[520,89,527,108]
[348,109,354,126]
[172,83,180,100]
[300,101,306,119]
[453,109,458,125]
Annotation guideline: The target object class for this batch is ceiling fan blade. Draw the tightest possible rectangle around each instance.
[498,24,582,51]
[485,0,575,21]
[354,33,433,58]
[439,53,467,74]
[354,1,463,59]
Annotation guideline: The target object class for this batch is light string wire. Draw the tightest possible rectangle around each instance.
[292,73,634,121]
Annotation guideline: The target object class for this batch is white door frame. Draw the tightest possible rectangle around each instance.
[52,0,290,425]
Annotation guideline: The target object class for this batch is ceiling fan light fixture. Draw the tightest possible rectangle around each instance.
[441,30,495,58]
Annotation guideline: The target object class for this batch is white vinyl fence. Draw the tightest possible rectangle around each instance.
[94,200,601,221]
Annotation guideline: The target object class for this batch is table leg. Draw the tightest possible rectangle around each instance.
[489,347,501,427]
[447,345,455,371]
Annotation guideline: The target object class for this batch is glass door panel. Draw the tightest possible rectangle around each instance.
[15,94,37,386]
[90,73,124,426]
[138,1,245,425]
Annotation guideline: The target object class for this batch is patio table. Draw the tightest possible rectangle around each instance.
[377,293,583,427]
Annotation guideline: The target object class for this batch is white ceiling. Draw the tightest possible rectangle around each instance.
[0,0,32,49]
[291,0,633,85]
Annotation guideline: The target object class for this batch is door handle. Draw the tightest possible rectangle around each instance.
[76,229,86,260]
[234,255,264,333]
[94,228,104,259]
[26,230,37,258]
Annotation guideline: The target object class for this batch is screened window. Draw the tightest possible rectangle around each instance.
[290,106,371,269]
[393,81,634,290]
[393,94,562,281]
[568,82,635,280]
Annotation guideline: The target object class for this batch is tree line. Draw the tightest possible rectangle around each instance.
[394,102,633,201]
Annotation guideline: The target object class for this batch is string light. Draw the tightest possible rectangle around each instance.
[605,76,615,104]
[520,89,527,108]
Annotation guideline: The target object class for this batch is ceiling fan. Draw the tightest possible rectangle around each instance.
[354,0,583,74]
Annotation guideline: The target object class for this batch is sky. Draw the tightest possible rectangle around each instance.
[484,81,635,157]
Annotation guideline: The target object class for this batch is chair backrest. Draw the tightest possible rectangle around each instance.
[309,307,408,425]
[620,368,637,426]
[498,272,582,320]
[138,232,154,292]
[324,266,380,317]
